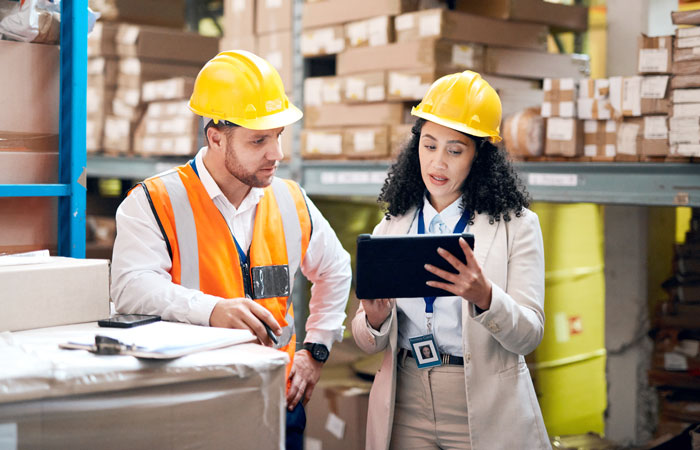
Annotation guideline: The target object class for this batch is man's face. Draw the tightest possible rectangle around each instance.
[223,126,285,188]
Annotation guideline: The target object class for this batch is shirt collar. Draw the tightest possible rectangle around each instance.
[194,147,266,210]
[422,195,464,229]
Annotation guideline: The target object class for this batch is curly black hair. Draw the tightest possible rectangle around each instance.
[378,118,530,224]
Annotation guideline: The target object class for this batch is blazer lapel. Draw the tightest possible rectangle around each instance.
[469,212,499,268]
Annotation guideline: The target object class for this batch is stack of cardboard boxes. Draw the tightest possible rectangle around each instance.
[650,208,700,436]
[221,0,295,158]
[670,11,700,159]
[86,21,217,156]
[301,0,588,160]
[542,33,675,161]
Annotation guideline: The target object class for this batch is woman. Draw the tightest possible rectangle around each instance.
[352,71,550,450]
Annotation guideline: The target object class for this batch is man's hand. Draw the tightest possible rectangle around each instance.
[286,349,323,410]
[209,298,281,346]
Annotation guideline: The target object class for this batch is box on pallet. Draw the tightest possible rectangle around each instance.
[344,72,387,103]
[222,0,255,37]
[583,120,616,159]
[88,22,118,57]
[301,25,345,57]
[305,103,408,128]
[345,15,393,49]
[485,47,589,80]
[542,78,576,118]
[301,129,345,158]
[394,9,547,50]
[638,34,673,74]
[304,76,344,106]
[115,24,219,64]
[344,126,390,158]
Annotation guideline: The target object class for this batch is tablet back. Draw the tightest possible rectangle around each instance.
[355,233,475,300]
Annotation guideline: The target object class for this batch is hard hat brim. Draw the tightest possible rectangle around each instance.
[190,102,304,131]
[411,108,502,143]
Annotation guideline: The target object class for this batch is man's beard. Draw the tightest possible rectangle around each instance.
[224,144,276,188]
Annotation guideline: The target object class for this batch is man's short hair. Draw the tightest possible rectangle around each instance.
[204,119,239,146]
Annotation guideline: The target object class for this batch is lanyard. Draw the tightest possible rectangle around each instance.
[417,206,470,332]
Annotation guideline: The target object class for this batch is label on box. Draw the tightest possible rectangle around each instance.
[265,0,282,8]
[354,131,376,152]
[605,144,616,157]
[88,58,106,74]
[583,120,599,134]
[368,16,389,46]
[322,80,341,104]
[670,116,700,131]
[641,76,668,99]
[605,120,617,133]
[325,412,346,440]
[265,51,283,72]
[301,33,320,56]
[233,0,246,12]
[673,144,700,156]
[670,130,700,145]
[638,49,668,73]
[346,21,367,47]
[119,25,140,45]
[622,77,642,116]
[546,118,574,141]
[644,116,667,140]
[326,37,345,55]
[305,437,322,450]
[305,78,323,105]
[664,352,688,371]
[543,78,552,91]
[677,36,700,48]
[540,102,552,117]
[584,144,597,157]
[674,103,700,117]
[678,27,700,38]
[344,77,365,101]
[366,85,385,102]
[673,88,700,104]
[577,98,594,119]
[617,123,640,155]
[452,45,475,68]
[389,72,420,99]
[559,102,575,118]
[307,133,342,155]
[418,13,441,37]
[395,14,415,31]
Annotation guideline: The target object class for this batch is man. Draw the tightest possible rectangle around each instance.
[110,51,352,449]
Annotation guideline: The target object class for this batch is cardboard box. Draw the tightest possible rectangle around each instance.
[134,101,203,157]
[673,103,700,117]
[672,47,700,63]
[303,0,418,29]
[301,128,345,158]
[345,15,393,49]
[672,9,700,25]
[223,0,255,37]
[671,143,700,157]
[89,0,186,28]
[638,34,673,74]
[670,116,700,132]
[337,39,484,75]
[0,41,59,134]
[301,25,346,57]
[304,76,344,106]
[116,58,202,89]
[88,22,118,57]
[616,120,642,158]
[344,126,390,158]
[141,77,195,102]
[104,115,137,154]
[670,130,700,145]
[577,98,613,120]
[305,103,408,127]
[87,117,105,153]
[498,88,544,117]
[115,24,219,64]
[304,369,372,450]
[219,34,257,53]
[88,57,118,89]
[579,78,609,99]
[484,47,589,80]
[672,88,700,104]
[0,197,57,255]
[672,59,700,75]
[394,9,547,51]
[609,76,642,117]
[0,133,58,184]
[542,78,576,118]
[452,0,588,32]
[344,72,387,103]
[640,75,669,114]
[545,117,583,157]
[256,0,292,34]
[390,123,414,156]
[0,258,109,332]
[387,68,444,101]
[641,116,669,156]
[258,31,294,89]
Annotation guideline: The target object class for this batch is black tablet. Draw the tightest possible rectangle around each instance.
[355,233,475,299]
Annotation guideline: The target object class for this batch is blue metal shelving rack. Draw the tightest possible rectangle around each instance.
[0,0,87,257]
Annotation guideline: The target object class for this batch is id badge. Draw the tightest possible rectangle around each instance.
[408,334,441,369]
[251,265,290,299]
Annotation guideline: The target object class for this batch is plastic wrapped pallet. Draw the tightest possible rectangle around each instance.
[0,322,287,449]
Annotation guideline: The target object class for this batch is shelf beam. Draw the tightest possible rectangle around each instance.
[0,185,71,197]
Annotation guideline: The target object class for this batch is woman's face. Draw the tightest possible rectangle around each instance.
[418,121,477,212]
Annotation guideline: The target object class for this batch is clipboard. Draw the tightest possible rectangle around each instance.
[355,233,475,299]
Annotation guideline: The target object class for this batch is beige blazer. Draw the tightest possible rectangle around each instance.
[352,207,551,450]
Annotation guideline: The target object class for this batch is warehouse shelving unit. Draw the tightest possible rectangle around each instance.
[0,0,88,257]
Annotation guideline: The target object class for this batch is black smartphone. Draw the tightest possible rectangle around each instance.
[97,314,161,328]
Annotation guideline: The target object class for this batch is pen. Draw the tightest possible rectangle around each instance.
[263,321,278,345]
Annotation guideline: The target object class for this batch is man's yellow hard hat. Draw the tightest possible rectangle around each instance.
[189,50,302,130]
[411,71,502,143]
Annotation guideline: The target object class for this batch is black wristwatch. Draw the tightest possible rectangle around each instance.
[303,342,329,363]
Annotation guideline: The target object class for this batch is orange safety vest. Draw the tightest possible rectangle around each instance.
[135,161,312,374]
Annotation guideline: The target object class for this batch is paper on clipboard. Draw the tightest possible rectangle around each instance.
[59,321,256,359]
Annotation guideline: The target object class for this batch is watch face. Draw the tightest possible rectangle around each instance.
[308,344,329,362]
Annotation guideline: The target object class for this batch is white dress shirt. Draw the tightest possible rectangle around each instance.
[396,196,468,356]
[110,147,352,349]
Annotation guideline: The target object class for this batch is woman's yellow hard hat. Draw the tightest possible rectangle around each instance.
[189,50,303,130]
[411,71,502,143]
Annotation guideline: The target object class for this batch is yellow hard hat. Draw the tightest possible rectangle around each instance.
[189,50,302,130]
[411,71,502,143]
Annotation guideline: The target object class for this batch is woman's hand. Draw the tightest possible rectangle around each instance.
[424,237,493,310]
[360,298,395,330]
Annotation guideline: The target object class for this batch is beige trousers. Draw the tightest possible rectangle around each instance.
[390,354,471,450]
